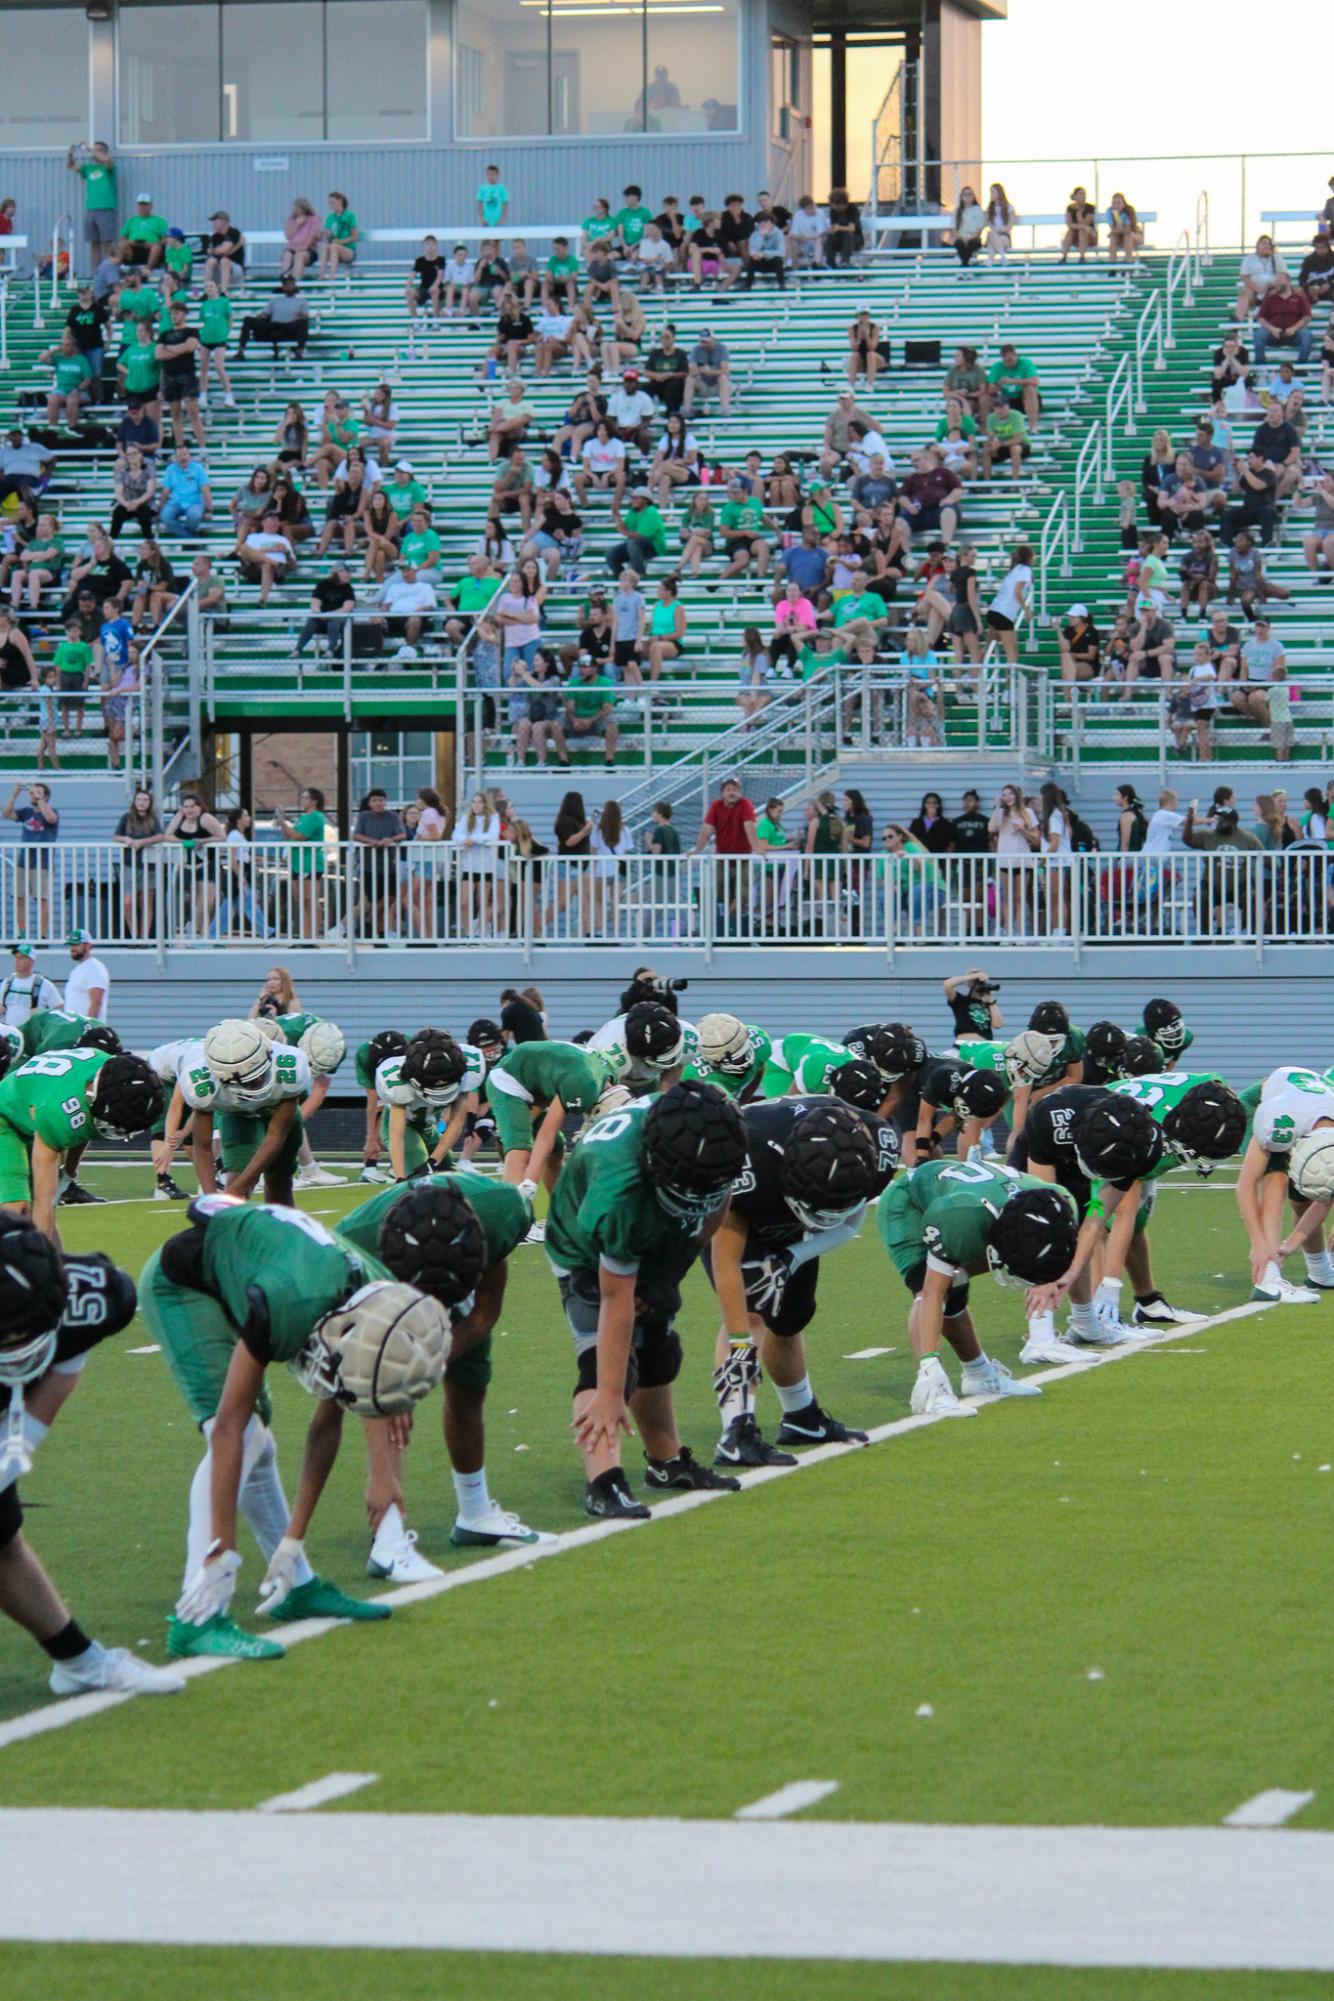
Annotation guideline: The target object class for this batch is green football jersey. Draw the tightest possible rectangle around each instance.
[546,1099,707,1282]
[955,1037,1008,1075]
[685,1025,773,1100]
[0,1048,110,1152]
[340,1172,530,1271]
[762,1033,848,1098]
[489,1040,614,1113]
[1109,1070,1228,1182]
[275,1011,320,1047]
[354,1037,403,1091]
[877,1158,1056,1279]
[20,1009,101,1058]
[194,1196,360,1364]
[375,1054,437,1142]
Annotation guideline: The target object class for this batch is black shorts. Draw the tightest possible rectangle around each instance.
[702,1239,818,1338]
[163,372,199,404]
[125,242,154,266]
[0,1478,21,1550]
[901,1258,970,1320]
[986,611,1016,634]
[612,638,640,667]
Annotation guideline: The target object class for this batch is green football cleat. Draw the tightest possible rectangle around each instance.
[166,1613,284,1661]
[263,1576,391,1623]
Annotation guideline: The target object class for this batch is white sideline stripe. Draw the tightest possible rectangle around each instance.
[1224,1789,1315,1829]
[844,1346,894,1360]
[2,1809,1334,1968]
[0,1296,1280,1754]
[258,1772,379,1814]
[736,1781,840,1820]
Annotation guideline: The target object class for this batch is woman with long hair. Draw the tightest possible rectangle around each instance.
[952,185,986,267]
[250,964,299,1018]
[1115,783,1147,852]
[985,183,1016,263]
[405,784,449,939]
[737,624,773,723]
[988,781,1039,936]
[1039,779,1073,937]
[553,788,593,935]
[112,785,163,939]
[1107,194,1142,263]
[590,796,634,936]
[452,789,503,936]
[361,487,399,583]
[214,805,269,939]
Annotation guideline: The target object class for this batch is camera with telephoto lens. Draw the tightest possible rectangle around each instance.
[649,975,689,996]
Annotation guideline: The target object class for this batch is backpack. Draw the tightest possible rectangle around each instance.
[1068,811,1099,854]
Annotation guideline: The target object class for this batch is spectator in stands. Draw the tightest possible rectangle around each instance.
[319,192,358,279]
[489,289,536,376]
[1160,459,1216,539]
[353,787,404,936]
[1060,187,1097,263]
[1057,603,1100,686]
[607,487,668,578]
[238,511,296,607]
[491,447,536,537]
[1236,235,1287,319]
[935,397,978,479]
[1255,398,1305,498]
[0,429,55,511]
[163,789,222,935]
[746,211,787,290]
[294,563,356,658]
[109,445,156,541]
[280,197,321,282]
[1302,467,1334,580]
[111,787,163,938]
[68,140,118,268]
[982,393,1030,481]
[1204,602,1243,681]
[8,513,63,613]
[716,194,755,287]
[646,412,698,512]
[985,543,1033,666]
[1298,232,1334,304]
[372,562,436,656]
[789,195,828,267]
[66,282,109,390]
[440,243,477,320]
[203,212,245,294]
[155,301,206,451]
[988,784,1038,933]
[116,395,159,463]
[948,186,986,267]
[1228,616,1284,726]
[123,191,167,271]
[1107,195,1143,262]
[817,389,873,478]
[692,776,758,874]
[635,223,674,291]
[942,343,986,415]
[40,331,91,430]
[826,188,863,267]
[0,611,37,695]
[484,377,533,464]
[1139,428,1176,529]
[604,369,655,454]
[848,451,895,517]
[65,523,130,622]
[736,626,773,720]
[1125,597,1177,687]
[541,237,579,312]
[1178,530,1219,618]
[1227,527,1288,614]
[1189,414,1229,500]
[643,324,687,414]
[403,233,445,320]
[574,419,629,509]
[129,540,178,631]
[985,183,1016,263]
[235,273,310,362]
[523,487,583,581]
[715,480,771,584]
[1253,270,1314,365]
[1221,457,1279,549]
[563,656,620,766]
[158,443,213,539]
[899,448,962,547]
[846,306,889,389]
[495,558,547,678]
[987,343,1041,431]
[1211,333,1251,406]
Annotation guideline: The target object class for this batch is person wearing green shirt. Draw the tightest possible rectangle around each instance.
[982,396,1031,478]
[718,484,771,580]
[986,343,1040,429]
[796,635,846,682]
[476,167,510,228]
[581,204,614,250]
[563,659,620,763]
[877,1158,1075,1415]
[41,335,91,426]
[118,276,159,327]
[448,561,504,641]
[197,281,234,407]
[543,238,580,309]
[400,525,442,570]
[384,465,427,520]
[0,1046,160,1239]
[610,493,668,574]
[545,1083,747,1518]
[123,194,168,270]
[141,1197,415,1660]
[934,405,978,442]
[876,822,940,937]
[684,1015,773,1102]
[489,1037,620,1188]
[275,788,328,940]
[319,192,358,279]
[614,187,654,252]
[163,231,193,290]
[53,624,93,735]
[69,141,118,262]
[833,575,889,631]
[120,322,160,402]
[19,1006,110,1061]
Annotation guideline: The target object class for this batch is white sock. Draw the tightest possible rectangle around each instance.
[1303,1249,1334,1281]
[1026,1310,1055,1342]
[371,1501,406,1555]
[298,1135,315,1168]
[1095,1276,1122,1309]
[239,1430,313,1583]
[775,1373,813,1414]
[1260,1259,1282,1291]
[452,1468,490,1520]
[1068,1299,1099,1331]
[960,1352,989,1378]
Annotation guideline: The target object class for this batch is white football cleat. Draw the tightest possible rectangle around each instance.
[359,1163,394,1184]
[450,1502,555,1548]
[1020,1330,1089,1365]
[910,1356,976,1418]
[294,1163,342,1189]
[961,1356,1042,1400]
[366,1529,445,1584]
[1252,1268,1320,1306]
[49,1645,186,1697]
[523,1219,546,1245]
[1067,1309,1135,1347]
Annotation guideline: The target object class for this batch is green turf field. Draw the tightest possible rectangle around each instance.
[0,1167,1329,1997]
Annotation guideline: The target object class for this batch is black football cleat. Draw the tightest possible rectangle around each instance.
[59,1180,106,1205]
[644,1447,741,1493]
[714,1415,797,1469]
[584,1471,650,1520]
[775,1400,869,1446]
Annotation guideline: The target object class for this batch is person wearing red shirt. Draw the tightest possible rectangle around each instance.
[692,775,758,935]
[1253,274,1313,365]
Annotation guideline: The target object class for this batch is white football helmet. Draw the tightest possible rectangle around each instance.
[0,1025,23,1081]
[1289,1130,1334,1203]
[203,1019,275,1104]
[300,1020,347,1077]
[295,1280,451,1416]
[1004,1029,1060,1089]
[697,1011,751,1077]
[251,1016,283,1044]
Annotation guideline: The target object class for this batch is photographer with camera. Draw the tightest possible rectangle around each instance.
[618,967,688,1016]
[942,967,1003,1043]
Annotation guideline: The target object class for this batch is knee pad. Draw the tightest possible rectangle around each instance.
[636,1325,683,1390]
[159,1224,208,1290]
[574,1346,639,1400]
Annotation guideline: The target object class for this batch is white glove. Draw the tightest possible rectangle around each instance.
[257,1535,306,1616]
[176,1542,241,1625]
[518,1178,538,1204]
[0,1398,48,1494]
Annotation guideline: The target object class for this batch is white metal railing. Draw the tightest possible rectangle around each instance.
[1133,290,1164,414]
[5,842,1329,954]
[1035,492,1070,634]
[1071,420,1104,555]
[1105,351,1133,458]
[1165,229,1195,349]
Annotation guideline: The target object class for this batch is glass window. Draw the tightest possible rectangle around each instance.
[221,1,322,143]
[551,5,645,139]
[0,3,87,148]
[455,0,548,139]
[326,1,427,143]
[119,2,222,146]
[648,0,739,135]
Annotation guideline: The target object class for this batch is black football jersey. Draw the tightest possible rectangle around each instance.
[917,1055,974,1115]
[1013,1084,1110,1191]
[0,1253,136,1413]
[731,1097,897,1246]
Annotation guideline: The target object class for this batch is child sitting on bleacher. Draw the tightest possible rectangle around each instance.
[1168,644,1217,761]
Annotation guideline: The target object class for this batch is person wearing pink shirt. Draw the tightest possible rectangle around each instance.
[768,580,817,673]
[281,198,323,283]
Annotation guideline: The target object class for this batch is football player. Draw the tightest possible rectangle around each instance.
[0,1217,184,1696]
[588,999,692,1092]
[374,1029,473,1183]
[341,1175,549,1561]
[180,1020,312,1208]
[545,1079,748,1519]
[1235,1067,1334,1299]
[938,1028,1063,1163]
[760,1025,914,1110]
[142,1037,197,1200]
[1082,1020,1129,1088]
[489,1036,622,1195]
[459,1017,505,1164]
[876,1159,1076,1416]
[1142,998,1193,1061]
[1011,1089,1171,1354]
[142,1195,448,1660]
[685,1012,773,1102]
[704,1097,898,1465]
[1028,1001,1087,1079]
[15,1009,123,1207]
[1118,1035,1166,1078]
[0,1047,161,1241]
[355,1029,407,1182]
[908,1060,1008,1169]
[1271,1132,1334,1279]
[266,1011,347,1189]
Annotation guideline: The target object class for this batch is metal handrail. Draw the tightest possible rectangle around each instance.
[145,576,199,795]
[1195,188,1211,268]
[1071,419,1104,554]
[1133,290,1163,414]
[1105,351,1133,461]
[1165,229,1194,348]
[1035,491,1069,632]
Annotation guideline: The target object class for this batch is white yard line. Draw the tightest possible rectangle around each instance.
[1,1808,1333,1968]
[844,1346,895,1360]
[735,1781,840,1820]
[0,1297,1281,1754]
[1224,1789,1316,1829]
[258,1772,379,1814]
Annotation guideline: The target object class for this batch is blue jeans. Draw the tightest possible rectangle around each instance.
[1253,324,1311,364]
[211,887,269,938]
[161,497,204,534]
